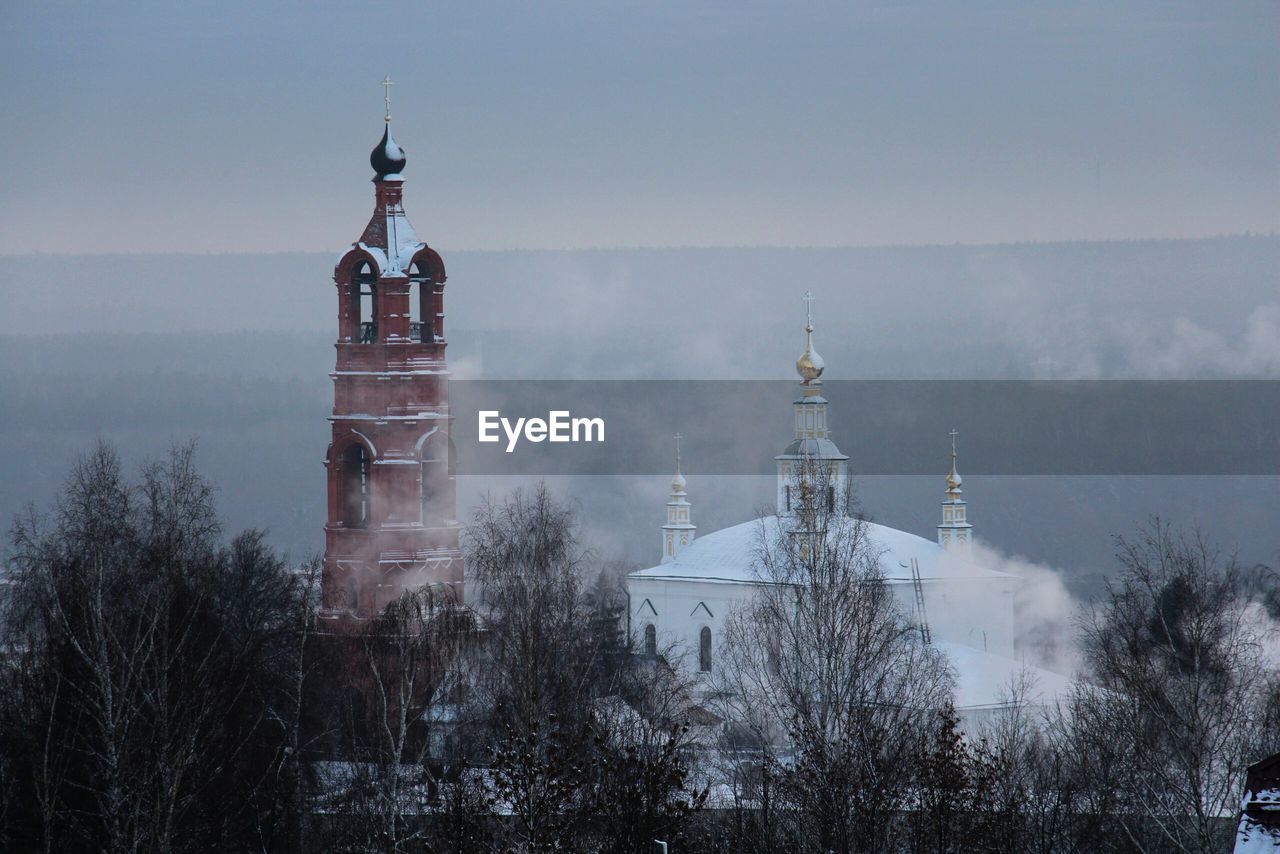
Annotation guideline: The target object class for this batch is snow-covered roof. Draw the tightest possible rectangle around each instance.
[935,642,1072,711]
[1235,812,1280,853]
[629,516,1012,585]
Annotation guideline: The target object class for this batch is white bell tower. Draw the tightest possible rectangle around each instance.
[661,433,696,563]
[937,429,973,549]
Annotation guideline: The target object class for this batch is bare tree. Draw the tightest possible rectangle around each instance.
[328,585,472,851]
[903,704,1002,854]
[0,441,309,853]
[465,485,709,852]
[463,485,606,848]
[967,675,1081,854]
[717,461,953,853]
[1070,520,1276,852]
[583,654,709,853]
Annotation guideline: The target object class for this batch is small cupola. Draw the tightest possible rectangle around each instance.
[371,125,407,178]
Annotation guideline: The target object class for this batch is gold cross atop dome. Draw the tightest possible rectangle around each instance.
[795,290,824,384]
[946,429,963,492]
[671,432,687,492]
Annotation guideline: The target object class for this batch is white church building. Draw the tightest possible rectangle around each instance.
[626,308,1071,728]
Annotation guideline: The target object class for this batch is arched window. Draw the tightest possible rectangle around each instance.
[340,443,371,528]
[699,626,712,672]
[409,261,433,343]
[420,435,446,524]
[352,262,377,343]
[643,624,657,657]
[346,577,359,612]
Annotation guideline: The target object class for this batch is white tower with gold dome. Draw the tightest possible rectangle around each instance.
[775,292,850,516]
[937,429,973,549]
[661,433,696,563]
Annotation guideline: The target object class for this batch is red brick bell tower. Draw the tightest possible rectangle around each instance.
[322,106,463,616]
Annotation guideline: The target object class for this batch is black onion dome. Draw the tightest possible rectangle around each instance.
[370,125,407,177]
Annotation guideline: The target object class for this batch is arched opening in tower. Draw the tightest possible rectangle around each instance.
[352,261,377,343]
[409,261,433,342]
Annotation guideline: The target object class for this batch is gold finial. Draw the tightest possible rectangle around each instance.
[946,429,962,492]
[795,290,824,384]
[382,75,394,123]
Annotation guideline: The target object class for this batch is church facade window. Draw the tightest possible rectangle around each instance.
[699,626,712,672]
[643,624,657,656]
[340,443,371,528]
[419,435,445,525]
[346,577,359,612]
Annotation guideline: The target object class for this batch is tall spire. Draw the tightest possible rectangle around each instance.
[938,429,973,549]
[946,428,962,494]
[776,293,848,516]
[661,433,695,563]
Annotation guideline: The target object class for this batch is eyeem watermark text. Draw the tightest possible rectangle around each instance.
[478,410,605,453]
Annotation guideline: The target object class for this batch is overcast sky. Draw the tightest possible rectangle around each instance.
[1,1,1276,253]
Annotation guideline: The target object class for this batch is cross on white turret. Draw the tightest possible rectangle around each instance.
[661,431,695,563]
[382,75,394,122]
[939,429,972,549]
[802,290,816,328]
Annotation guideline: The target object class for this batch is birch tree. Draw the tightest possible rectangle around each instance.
[718,461,953,853]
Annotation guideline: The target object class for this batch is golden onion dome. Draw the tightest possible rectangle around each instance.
[796,322,825,384]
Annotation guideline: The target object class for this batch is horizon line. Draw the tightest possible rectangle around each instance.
[0,231,1276,259]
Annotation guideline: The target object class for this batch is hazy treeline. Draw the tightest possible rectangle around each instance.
[0,444,1276,852]
[4,239,1278,383]
[2,236,1277,599]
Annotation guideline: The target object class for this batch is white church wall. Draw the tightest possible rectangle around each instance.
[629,577,752,683]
